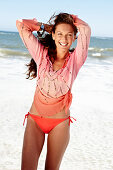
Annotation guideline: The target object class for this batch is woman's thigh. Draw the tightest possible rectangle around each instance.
[21,116,45,170]
[45,119,70,170]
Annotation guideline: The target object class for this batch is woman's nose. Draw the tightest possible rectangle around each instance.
[61,35,67,42]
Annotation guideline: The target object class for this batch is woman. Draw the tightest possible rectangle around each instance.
[16,12,91,170]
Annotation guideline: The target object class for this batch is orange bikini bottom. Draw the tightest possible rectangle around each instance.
[23,112,76,134]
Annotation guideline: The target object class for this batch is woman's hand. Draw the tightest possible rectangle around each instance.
[71,15,88,26]
[38,22,53,34]
[44,23,53,33]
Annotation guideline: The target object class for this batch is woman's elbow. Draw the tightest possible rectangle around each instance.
[87,24,91,34]
[85,24,91,37]
[16,19,23,26]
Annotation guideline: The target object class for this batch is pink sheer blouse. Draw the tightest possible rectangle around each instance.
[16,17,91,116]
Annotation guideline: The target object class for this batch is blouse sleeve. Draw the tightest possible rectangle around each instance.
[16,18,44,64]
[72,17,91,75]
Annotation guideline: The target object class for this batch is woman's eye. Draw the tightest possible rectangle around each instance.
[68,34,72,37]
[58,33,62,36]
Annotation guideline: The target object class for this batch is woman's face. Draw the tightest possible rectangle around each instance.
[52,23,76,53]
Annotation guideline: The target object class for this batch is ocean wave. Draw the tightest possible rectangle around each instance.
[88,47,95,51]
[94,36,113,40]
[0,48,30,57]
[105,48,113,51]
[91,53,113,59]
[92,53,102,57]
[0,31,16,35]
[89,47,113,52]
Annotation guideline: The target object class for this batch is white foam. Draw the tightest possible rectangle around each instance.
[100,48,104,51]
[0,52,5,57]
[105,48,113,51]
[88,47,94,51]
[92,52,101,57]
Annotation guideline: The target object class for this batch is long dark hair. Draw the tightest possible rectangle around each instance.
[25,13,78,80]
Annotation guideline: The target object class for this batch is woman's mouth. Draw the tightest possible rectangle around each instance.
[59,42,68,47]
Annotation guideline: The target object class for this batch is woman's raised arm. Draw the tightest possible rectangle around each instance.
[16,18,44,63]
[72,15,91,75]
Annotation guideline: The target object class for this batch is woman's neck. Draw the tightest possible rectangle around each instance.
[56,50,69,61]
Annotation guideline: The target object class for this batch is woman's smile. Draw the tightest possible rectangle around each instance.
[52,23,75,52]
[59,42,68,47]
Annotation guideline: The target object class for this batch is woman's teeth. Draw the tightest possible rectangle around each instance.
[59,42,68,46]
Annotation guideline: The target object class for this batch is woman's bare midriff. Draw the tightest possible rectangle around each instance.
[29,101,70,119]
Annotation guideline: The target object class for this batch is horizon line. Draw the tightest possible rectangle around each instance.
[0,30,113,38]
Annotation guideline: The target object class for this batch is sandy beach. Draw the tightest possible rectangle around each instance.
[0,32,113,170]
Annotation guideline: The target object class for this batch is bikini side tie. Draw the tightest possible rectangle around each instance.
[23,112,30,126]
[68,116,76,126]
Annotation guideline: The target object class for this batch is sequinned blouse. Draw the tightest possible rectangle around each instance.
[16,17,91,116]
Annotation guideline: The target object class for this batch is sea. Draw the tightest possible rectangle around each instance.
[0,31,113,170]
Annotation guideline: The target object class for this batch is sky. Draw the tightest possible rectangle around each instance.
[0,0,113,37]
